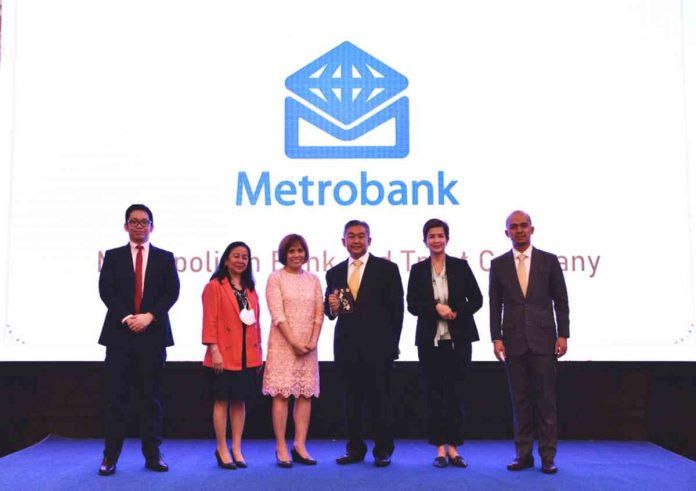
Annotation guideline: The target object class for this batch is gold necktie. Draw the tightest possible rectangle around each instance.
[348,259,363,300]
[517,254,528,297]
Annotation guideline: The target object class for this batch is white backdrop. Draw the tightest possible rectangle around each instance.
[0,0,695,361]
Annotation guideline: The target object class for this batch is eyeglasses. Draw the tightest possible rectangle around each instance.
[127,219,151,227]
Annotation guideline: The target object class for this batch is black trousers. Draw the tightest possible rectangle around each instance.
[103,344,166,461]
[337,360,394,458]
[418,341,471,446]
[505,353,557,461]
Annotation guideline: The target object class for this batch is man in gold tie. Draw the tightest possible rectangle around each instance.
[489,210,569,475]
[325,220,404,467]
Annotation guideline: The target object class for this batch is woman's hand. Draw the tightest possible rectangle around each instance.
[292,342,310,356]
[209,345,224,374]
[435,303,457,320]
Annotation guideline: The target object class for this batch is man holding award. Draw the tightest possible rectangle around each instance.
[325,220,404,467]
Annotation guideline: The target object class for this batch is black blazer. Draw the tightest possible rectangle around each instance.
[489,247,569,356]
[407,255,482,349]
[325,254,404,362]
[98,244,180,348]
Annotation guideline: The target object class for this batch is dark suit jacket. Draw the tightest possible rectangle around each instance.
[407,255,482,351]
[489,247,569,356]
[325,254,404,362]
[98,244,180,348]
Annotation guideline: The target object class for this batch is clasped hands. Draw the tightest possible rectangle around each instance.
[291,339,317,357]
[125,313,154,333]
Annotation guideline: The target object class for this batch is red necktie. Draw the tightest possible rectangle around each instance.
[134,245,144,314]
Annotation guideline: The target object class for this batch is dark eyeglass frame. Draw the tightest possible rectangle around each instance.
[127,219,152,227]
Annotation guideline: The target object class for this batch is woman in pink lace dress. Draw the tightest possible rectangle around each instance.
[263,234,324,467]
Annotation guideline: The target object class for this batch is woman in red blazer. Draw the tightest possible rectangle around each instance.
[202,241,263,470]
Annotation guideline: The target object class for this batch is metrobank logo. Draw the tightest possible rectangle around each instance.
[285,41,409,159]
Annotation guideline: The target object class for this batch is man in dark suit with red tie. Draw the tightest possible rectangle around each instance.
[97,204,180,476]
[489,210,569,475]
[325,220,404,467]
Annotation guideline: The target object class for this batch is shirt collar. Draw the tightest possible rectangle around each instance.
[130,241,150,251]
[512,246,532,259]
[349,252,369,266]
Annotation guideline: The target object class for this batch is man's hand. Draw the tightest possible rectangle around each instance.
[555,336,568,358]
[327,291,340,314]
[126,313,154,333]
[493,340,506,362]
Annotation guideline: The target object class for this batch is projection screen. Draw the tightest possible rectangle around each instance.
[0,0,695,361]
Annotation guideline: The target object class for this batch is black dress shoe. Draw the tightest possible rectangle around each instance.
[233,457,247,469]
[374,455,391,467]
[448,455,468,468]
[98,458,117,476]
[433,456,447,468]
[276,451,293,468]
[145,455,169,472]
[291,448,317,465]
[507,455,534,471]
[336,453,364,465]
[541,460,558,474]
[215,450,236,470]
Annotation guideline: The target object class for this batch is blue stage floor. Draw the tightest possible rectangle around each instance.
[0,436,694,490]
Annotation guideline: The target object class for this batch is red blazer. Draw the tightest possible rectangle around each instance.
[202,279,263,370]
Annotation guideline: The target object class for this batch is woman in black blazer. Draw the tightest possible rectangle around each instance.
[406,218,482,468]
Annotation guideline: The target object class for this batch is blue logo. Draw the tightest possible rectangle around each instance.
[285,41,409,159]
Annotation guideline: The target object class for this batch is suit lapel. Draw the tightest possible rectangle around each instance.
[120,244,136,291]
[334,259,349,287]
[425,257,437,300]
[339,259,349,285]
[143,245,155,297]
[503,250,525,299]
[356,254,377,302]
[527,247,539,296]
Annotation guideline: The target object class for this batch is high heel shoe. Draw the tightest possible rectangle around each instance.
[447,455,467,468]
[276,451,293,468]
[291,447,317,465]
[215,450,236,470]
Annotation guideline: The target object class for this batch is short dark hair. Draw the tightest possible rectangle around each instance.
[278,234,309,266]
[210,241,255,291]
[422,218,449,241]
[125,204,153,224]
[343,220,370,237]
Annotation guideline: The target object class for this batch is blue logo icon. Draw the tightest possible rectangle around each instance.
[285,41,409,159]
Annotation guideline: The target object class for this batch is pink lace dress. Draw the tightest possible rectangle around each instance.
[262,268,324,398]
